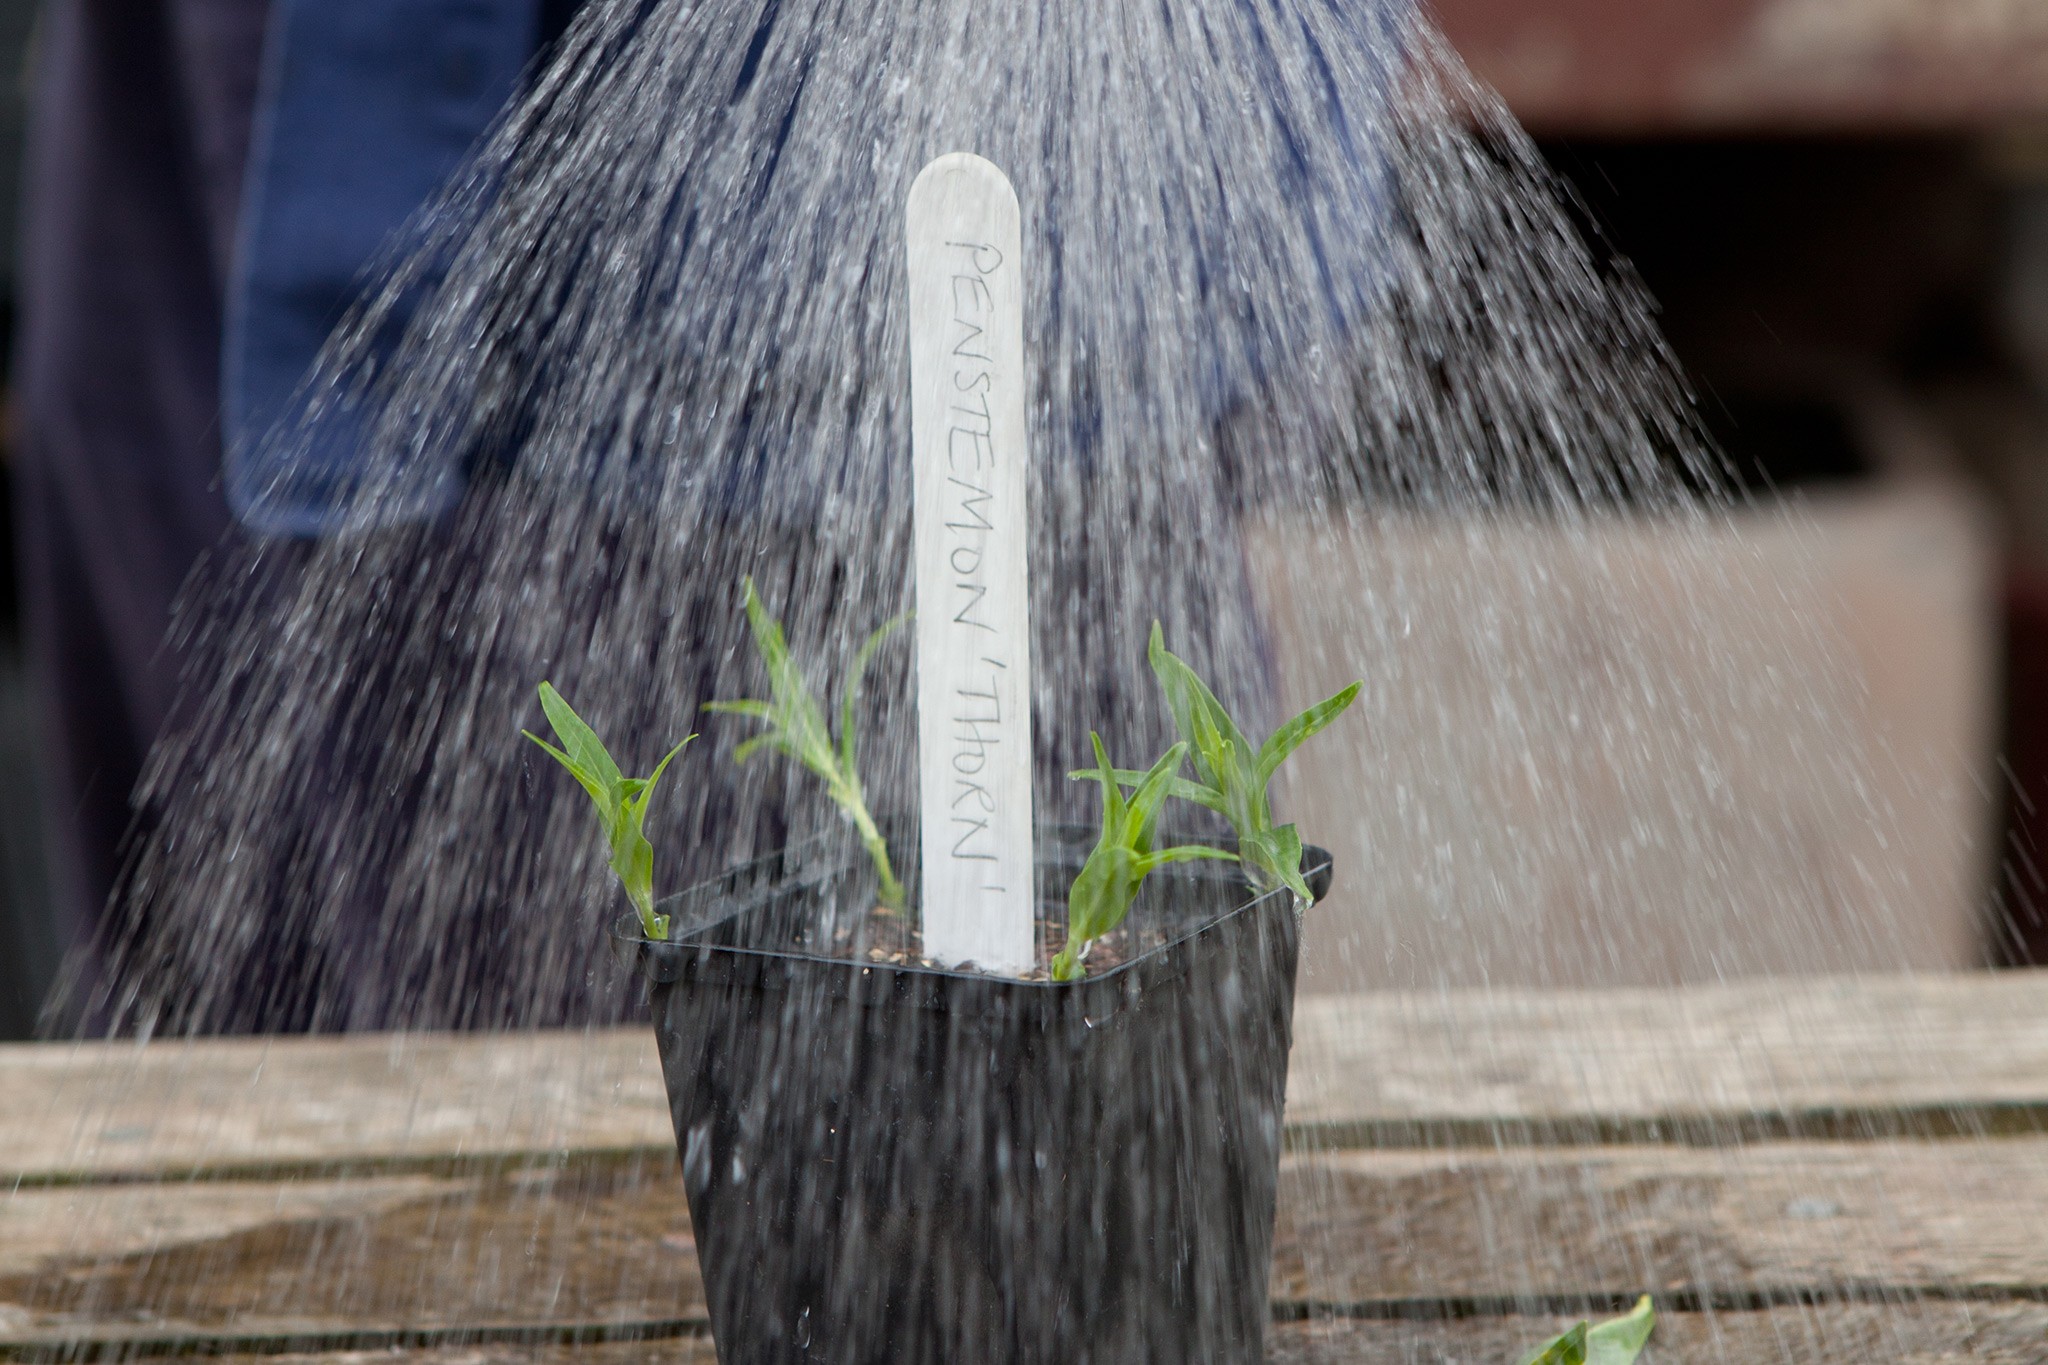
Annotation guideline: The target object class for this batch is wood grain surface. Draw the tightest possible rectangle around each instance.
[5,1303,2045,1363]
[6,1141,2048,1355]
[1,1031,669,1183]
[1286,970,2048,1144]
[8,971,2046,1182]
[1273,1141,2048,1303]
[6,973,2046,1361]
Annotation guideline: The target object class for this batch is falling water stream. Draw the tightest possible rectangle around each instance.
[35,0,2009,1359]
[81,0,1756,1031]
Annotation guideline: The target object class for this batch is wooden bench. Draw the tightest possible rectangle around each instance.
[5,971,2047,1362]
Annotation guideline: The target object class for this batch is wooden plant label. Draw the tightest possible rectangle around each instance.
[905,153,1037,975]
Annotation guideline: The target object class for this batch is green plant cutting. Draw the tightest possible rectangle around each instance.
[1096,623,1360,903]
[524,682,693,941]
[529,605,1350,975]
[1053,733,1240,981]
[1518,1295,1656,1365]
[705,577,910,912]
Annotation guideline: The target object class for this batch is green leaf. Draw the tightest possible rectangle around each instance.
[1062,737,1208,980]
[731,733,786,766]
[645,736,693,790]
[732,578,831,775]
[1518,1297,1655,1365]
[1241,824,1312,903]
[1136,843,1240,874]
[525,683,693,941]
[1090,732,1130,835]
[1586,1296,1655,1365]
[1068,840,1144,945]
[538,681,625,794]
[1519,1322,1588,1365]
[1124,740,1194,852]
[620,737,694,836]
[614,824,655,921]
[1144,623,1359,909]
[1256,681,1362,786]
[1068,767,1228,815]
[1189,696,1237,776]
[1148,622,1254,794]
[701,699,774,721]
[706,580,906,913]
[522,730,612,813]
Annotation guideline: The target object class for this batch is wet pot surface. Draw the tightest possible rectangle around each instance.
[614,831,1325,1365]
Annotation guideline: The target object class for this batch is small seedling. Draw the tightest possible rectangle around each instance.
[1131,622,1360,903]
[1053,733,1239,981]
[705,577,909,912]
[524,682,693,941]
[1518,1295,1656,1365]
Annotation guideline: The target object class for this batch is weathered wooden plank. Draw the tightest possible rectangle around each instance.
[7,1141,2048,1355]
[7,1304,2047,1364]
[0,1178,461,1276]
[0,1156,700,1352]
[1271,1140,2048,1303]
[0,1031,671,1184]
[1286,972,2048,1145]
[7,973,2047,1182]
[1272,1303,2048,1365]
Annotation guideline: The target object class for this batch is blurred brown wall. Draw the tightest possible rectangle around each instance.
[1432,0,2048,135]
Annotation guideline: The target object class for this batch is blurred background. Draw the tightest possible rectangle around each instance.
[2,0,2047,1032]
[1425,0,2048,985]
[0,0,51,1040]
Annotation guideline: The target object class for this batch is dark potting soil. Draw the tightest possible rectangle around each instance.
[830,902,1145,979]
[644,824,1309,983]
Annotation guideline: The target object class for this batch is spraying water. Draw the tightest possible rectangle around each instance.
[40,0,1979,1357]
[68,0,1763,1033]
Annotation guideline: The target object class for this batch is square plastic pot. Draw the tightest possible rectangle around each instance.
[612,829,1329,1364]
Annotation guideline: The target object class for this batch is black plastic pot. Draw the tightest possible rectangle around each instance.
[613,827,1330,1365]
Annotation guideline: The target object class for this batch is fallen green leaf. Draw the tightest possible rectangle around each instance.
[1519,1296,1656,1365]
[1520,1322,1588,1365]
[1586,1295,1656,1365]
